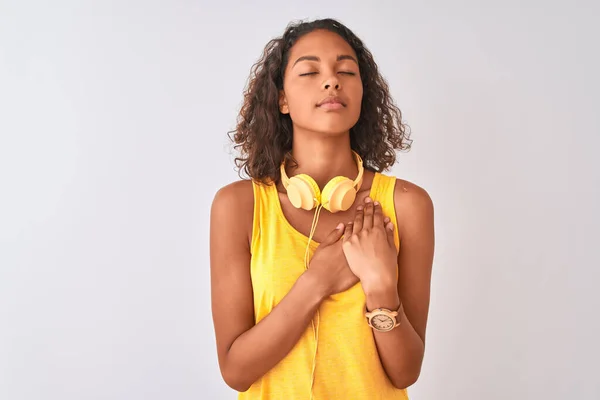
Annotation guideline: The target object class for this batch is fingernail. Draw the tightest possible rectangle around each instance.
[374,201,379,206]
[384,217,390,223]
[357,206,363,211]
[364,197,372,203]
[336,223,344,229]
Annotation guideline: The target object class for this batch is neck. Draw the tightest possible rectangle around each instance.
[286,130,359,189]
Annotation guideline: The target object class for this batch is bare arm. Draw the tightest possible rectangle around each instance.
[210,181,328,392]
[353,182,434,389]
[370,181,434,389]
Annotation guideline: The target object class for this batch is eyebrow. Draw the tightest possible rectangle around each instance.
[292,54,358,67]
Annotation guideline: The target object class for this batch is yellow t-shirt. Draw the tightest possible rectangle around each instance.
[240,172,408,400]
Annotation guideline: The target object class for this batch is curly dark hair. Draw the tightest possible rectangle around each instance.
[228,18,412,184]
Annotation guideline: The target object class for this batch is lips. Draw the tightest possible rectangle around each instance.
[317,96,346,107]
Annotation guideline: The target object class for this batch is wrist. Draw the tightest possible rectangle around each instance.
[361,273,396,298]
[299,270,329,304]
[364,286,400,312]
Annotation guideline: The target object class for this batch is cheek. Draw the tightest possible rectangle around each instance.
[285,88,314,117]
[348,83,363,114]
[286,99,312,120]
[352,80,364,100]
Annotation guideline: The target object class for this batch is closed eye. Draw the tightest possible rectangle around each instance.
[299,71,357,77]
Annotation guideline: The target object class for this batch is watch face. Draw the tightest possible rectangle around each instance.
[372,314,394,331]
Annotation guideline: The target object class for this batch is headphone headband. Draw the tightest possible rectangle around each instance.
[280,150,364,190]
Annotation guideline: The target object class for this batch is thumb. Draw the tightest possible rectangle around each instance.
[321,222,345,246]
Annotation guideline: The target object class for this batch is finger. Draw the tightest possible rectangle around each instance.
[385,221,395,246]
[343,221,353,242]
[384,216,391,227]
[323,222,345,245]
[362,197,374,229]
[373,201,384,228]
[352,205,364,234]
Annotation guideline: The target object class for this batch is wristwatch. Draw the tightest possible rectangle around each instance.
[365,305,402,332]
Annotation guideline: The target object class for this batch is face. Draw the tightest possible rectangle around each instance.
[372,315,394,331]
[280,29,363,135]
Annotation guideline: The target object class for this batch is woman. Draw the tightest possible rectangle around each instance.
[210,18,435,400]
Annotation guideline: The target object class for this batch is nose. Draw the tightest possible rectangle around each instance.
[323,75,341,91]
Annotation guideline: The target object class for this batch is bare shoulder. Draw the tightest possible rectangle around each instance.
[393,178,434,209]
[211,179,255,245]
[212,179,254,210]
[392,178,435,235]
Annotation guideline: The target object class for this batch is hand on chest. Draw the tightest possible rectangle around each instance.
[277,192,372,243]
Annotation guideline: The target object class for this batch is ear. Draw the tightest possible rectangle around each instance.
[279,90,289,114]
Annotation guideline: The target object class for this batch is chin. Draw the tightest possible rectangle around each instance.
[312,116,360,136]
[292,113,360,136]
[313,125,355,136]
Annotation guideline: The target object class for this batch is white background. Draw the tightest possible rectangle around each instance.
[1,1,599,399]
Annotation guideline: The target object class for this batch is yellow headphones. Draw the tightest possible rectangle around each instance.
[279,150,365,213]
[280,150,364,399]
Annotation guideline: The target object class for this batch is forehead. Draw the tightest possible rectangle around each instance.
[287,29,356,61]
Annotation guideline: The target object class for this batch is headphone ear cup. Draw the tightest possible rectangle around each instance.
[321,176,357,213]
[287,174,321,210]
